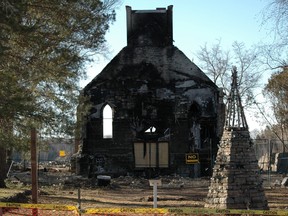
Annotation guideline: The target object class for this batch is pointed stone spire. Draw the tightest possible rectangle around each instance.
[205,67,268,210]
[225,66,248,131]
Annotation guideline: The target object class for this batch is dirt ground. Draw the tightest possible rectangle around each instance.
[1,168,288,210]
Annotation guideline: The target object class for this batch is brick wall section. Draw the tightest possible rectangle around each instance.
[74,45,225,177]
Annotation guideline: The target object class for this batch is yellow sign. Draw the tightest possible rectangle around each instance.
[185,153,199,164]
[59,150,66,157]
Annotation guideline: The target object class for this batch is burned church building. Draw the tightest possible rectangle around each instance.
[74,6,225,178]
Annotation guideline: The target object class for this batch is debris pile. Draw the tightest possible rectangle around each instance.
[1,190,31,203]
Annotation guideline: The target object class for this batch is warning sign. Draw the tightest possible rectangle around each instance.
[185,153,199,164]
[59,150,66,157]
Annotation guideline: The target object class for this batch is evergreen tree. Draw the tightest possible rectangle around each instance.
[0,0,118,187]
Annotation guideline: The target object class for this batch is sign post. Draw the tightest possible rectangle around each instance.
[149,179,162,208]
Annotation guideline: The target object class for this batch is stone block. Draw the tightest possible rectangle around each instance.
[281,177,288,187]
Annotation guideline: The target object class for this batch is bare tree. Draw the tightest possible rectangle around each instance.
[196,40,262,107]
[254,0,288,143]
[196,39,230,85]
[262,0,288,45]
[260,0,288,69]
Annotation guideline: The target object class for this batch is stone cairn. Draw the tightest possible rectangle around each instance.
[205,67,268,210]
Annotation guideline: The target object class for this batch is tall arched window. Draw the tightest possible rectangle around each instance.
[103,104,113,138]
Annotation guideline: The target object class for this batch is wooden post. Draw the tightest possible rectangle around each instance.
[31,128,38,215]
[149,179,162,208]
[77,187,81,210]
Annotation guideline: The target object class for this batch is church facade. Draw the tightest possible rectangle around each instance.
[73,6,225,178]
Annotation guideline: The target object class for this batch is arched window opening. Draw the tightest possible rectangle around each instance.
[145,126,156,133]
[103,104,113,138]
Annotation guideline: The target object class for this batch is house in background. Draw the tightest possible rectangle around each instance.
[73,5,225,178]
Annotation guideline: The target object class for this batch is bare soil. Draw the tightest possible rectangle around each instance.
[1,169,288,210]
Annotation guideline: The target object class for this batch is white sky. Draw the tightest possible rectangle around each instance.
[83,0,274,132]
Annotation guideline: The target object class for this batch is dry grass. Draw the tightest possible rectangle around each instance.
[1,173,287,210]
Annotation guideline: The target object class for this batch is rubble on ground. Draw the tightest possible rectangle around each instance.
[281,177,288,187]
[8,164,210,189]
[7,161,287,191]
[1,190,31,203]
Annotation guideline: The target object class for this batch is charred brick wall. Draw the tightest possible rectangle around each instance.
[73,6,225,178]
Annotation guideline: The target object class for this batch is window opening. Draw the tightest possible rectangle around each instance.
[103,104,113,138]
[145,126,156,133]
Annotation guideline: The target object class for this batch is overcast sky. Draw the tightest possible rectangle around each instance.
[83,0,273,131]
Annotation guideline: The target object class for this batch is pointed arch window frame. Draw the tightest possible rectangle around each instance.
[103,104,114,139]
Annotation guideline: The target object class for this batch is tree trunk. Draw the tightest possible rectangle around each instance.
[0,146,7,188]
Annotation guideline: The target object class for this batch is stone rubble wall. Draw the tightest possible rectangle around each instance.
[205,130,269,210]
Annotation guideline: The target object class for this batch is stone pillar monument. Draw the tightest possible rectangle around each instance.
[205,67,268,210]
